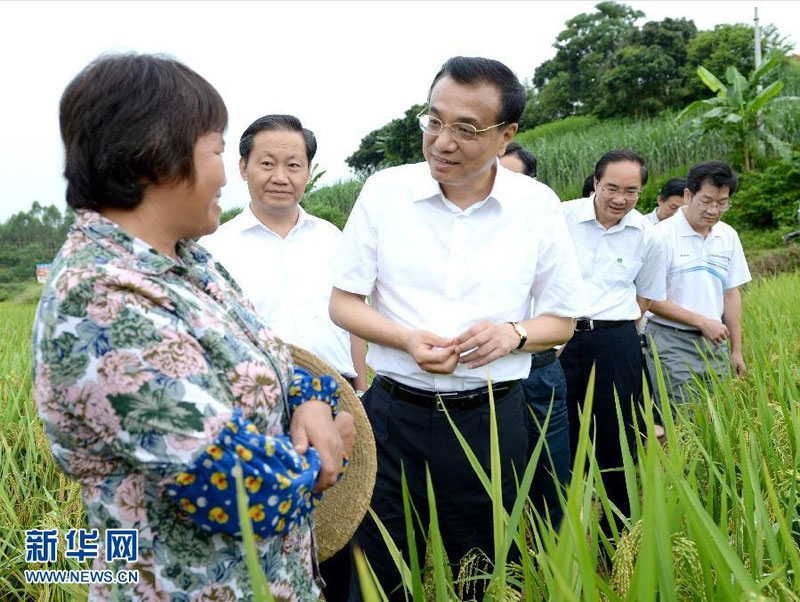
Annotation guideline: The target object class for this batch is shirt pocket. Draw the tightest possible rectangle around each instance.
[603,258,643,288]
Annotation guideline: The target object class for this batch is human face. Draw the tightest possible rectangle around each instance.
[499,153,525,175]
[684,181,731,231]
[656,194,686,220]
[240,129,310,220]
[423,76,517,204]
[593,161,643,228]
[174,131,226,239]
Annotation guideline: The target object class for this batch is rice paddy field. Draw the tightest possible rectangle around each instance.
[2,270,800,600]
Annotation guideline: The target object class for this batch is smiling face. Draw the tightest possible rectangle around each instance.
[240,129,310,221]
[173,131,227,239]
[422,76,516,205]
[593,160,643,228]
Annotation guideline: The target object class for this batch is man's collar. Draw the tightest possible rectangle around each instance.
[231,202,311,233]
[577,195,643,231]
[411,159,508,210]
[76,209,208,275]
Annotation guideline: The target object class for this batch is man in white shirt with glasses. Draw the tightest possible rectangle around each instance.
[330,56,585,600]
[644,160,750,408]
[560,149,666,541]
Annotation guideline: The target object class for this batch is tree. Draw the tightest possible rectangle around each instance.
[678,53,800,172]
[683,23,790,101]
[530,1,644,122]
[596,45,677,118]
[346,103,425,176]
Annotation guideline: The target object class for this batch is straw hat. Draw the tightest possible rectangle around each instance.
[287,344,377,562]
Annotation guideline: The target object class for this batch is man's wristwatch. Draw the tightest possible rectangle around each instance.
[508,321,527,350]
[355,390,365,399]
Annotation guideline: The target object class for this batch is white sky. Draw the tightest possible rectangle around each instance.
[0,0,798,222]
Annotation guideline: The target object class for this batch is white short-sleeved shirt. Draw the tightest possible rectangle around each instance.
[648,207,751,330]
[561,196,666,320]
[199,204,356,377]
[644,208,661,225]
[332,161,586,391]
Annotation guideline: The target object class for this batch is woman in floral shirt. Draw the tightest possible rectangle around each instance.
[32,53,353,601]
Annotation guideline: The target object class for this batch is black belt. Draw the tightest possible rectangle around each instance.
[531,348,557,369]
[374,375,520,411]
[575,318,632,332]
[649,321,703,336]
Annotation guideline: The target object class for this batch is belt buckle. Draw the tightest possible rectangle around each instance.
[434,390,458,412]
[576,318,594,332]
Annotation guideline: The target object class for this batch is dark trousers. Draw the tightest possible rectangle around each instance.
[521,355,570,530]
[320,543,352,602]
[319,375,358,601]
[349,378,529,601]
[560,322,642,537]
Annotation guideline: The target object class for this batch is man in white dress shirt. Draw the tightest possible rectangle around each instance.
[329,57,585,600]
[199,114,366,601]
[645,160,750,407]
[643,178,687,225]
[560,150,666,539]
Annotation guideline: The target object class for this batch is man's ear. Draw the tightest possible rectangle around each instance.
[498,123,519,156]
[683,188,692,203]
[239,157,248,181]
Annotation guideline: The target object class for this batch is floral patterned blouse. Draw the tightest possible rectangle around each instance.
[32,210,320,601]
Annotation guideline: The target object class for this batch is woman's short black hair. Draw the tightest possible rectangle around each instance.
[60,52,228,211]
[428,56,527,125]
[686,160,739,196]
[503,143,537,178]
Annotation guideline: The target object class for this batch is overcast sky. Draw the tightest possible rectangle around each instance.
[1,0,798,222]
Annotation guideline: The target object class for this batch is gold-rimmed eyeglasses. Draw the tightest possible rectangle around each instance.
[417,111,505,142]
[597,184,642,202]
[695,197,731,212]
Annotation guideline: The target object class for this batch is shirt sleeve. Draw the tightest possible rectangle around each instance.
[331,175,379,296]
[531,196,587,318]
[166,408,323,539]
[634,224,667,301]
[727,230,752,289]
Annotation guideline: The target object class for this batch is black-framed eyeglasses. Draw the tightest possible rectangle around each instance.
[598,184,642,202]
[417,111,505,142]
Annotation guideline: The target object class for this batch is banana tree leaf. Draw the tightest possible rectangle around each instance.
[697,66,726,95]
[750,80,784,113]
[748,52,781,87]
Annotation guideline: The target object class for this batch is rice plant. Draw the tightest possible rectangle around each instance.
[2,270,800,600]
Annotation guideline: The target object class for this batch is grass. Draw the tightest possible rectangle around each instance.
[2,269,800,600]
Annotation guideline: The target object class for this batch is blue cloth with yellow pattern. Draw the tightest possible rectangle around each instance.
[167,368,343,538]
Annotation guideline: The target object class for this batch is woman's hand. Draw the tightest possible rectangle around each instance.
[335,411,356,457]
[290,400,344,493]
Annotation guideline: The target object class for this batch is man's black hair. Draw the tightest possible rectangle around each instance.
[503,143,537,178]
[428,56,527,125]
[659,178,687,199]
[594,150,648,186]
[239,114,317,164]
[686,161,739,196]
